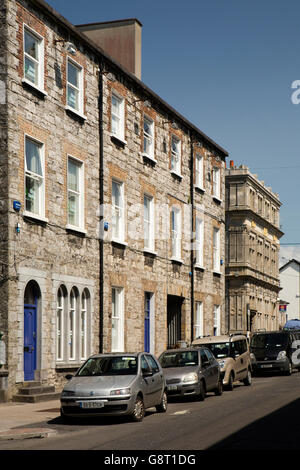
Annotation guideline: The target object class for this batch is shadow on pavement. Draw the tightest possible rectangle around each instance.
[207,398,300,450]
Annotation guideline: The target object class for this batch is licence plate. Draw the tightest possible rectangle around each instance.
[260,365,272,368]
[168,385,178,391]
[79,401,105,409]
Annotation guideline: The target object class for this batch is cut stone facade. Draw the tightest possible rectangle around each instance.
[0,0,228,400]
[225,163,283,334]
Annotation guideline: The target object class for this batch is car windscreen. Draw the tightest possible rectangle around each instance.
[250,333,288,349]
[159,351,199,368]
[201,343,230,358]
[77,356,138,376]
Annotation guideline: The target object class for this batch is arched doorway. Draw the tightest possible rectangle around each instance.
[24,281,40,381]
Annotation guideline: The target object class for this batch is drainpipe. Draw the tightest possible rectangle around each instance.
[98,61,104,353]
[190,133,194,343]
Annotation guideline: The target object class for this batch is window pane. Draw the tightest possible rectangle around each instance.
[144,118,152,136]
[25,175,40,214]
[68,192,79,226]
[25,139,42,176]
[25,56,38,84]
[67,86,79,110]
[111,95,120,115]
[25,31,38,59]
[112,288,123,352]
[68,160,79,192]
[68,62,79,88]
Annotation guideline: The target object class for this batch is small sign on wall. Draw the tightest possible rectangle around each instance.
[0,340,6,367]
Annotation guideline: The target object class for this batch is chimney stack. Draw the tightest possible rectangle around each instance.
[76,19,142,79]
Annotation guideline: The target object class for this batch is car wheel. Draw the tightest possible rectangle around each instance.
[243,369,252,386]
[156,390,168,413]
[60,408,72,424]
[285,360,292,376]
[198,380,206,401]
[225,372,234,391]
[131,396,145,422]
[214,378,223,396]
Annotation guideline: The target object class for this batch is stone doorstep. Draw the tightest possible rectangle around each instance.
[18,385,55,395]
[12,392,61,403]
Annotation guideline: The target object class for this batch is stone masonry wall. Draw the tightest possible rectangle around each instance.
[0,0,9,358]
[6,0,101,395]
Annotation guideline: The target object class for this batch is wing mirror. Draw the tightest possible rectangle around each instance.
[142,369,153,378]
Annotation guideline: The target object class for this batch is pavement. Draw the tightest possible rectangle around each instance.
[0,399,61,441]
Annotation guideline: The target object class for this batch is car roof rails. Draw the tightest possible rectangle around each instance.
[229,332,245,337]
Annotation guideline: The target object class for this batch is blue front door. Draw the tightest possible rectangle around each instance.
[24,305,37,381]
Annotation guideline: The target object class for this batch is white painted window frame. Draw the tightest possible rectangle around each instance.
[56,286,64,361]
[112,179,125,243]
[171,206,182,261]
[213,305,221,336]
[144,194,155,252]
[24,134,46,221]
[66,57,86,119]
[143,115,155,160]
[195,153,204,189]
[69,288,77,361]
[213,227,221,273]
[67,155,85,233]
[212,166,221,200]
[23,24,46,94]
[195,216,204,268]
[195,301,204,339]
[111,287,124,352]
[111,91,125,142]
[171,135,181,176]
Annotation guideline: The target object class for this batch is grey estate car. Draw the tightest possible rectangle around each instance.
[60,353,167,422]
[158,347,222,400]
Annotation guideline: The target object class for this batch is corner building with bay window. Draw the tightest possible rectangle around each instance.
[0,0,228,401]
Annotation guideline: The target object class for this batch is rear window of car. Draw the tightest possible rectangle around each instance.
[202,342,230,358]
[77,356,138,376]
[159,351,199,368]
[250,333,288,349]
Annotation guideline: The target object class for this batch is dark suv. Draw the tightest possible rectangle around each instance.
[250,330,300,375]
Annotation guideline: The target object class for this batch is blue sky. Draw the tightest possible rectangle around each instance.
[47,0,300,251]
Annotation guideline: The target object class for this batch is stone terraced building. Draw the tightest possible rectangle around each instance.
[225,161,283,334]
[0,0,228,401]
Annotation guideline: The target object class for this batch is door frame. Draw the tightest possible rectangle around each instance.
[24,303,37,381]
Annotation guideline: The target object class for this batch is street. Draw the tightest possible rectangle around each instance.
[0,372,299,451]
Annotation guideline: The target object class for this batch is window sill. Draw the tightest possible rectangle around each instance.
[170,257,183,264]
[23,211,48,224]
[213,270,222,277]
[212,196,222,204]
[142,153,157,165]
[143,248,157,256]
[195,264,205,271]
[110,133,127,147]
[66,224,87,235]
[194,185,205,193]
[65,106,87,121]
[112,238,128,247]
[22,78,47,97]
[170,171,183,180]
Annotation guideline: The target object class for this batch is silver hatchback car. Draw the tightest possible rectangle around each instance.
[159,347,222,400]
[60,352,167,422]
